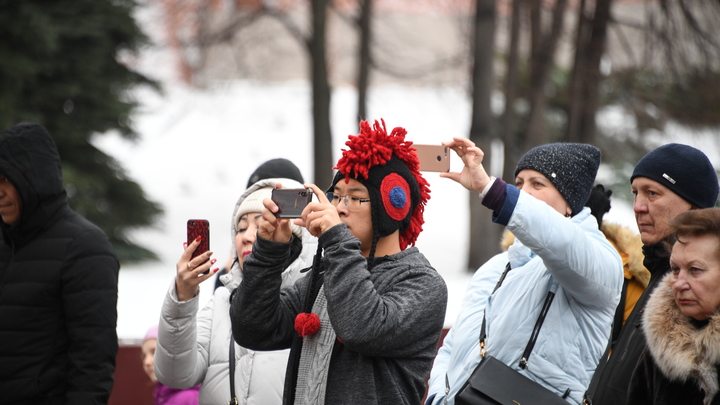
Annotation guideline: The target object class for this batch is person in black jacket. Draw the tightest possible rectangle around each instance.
[0,123,120,404]
[587,143,719,405]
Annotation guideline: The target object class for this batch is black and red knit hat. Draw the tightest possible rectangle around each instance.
[329,119,431,252]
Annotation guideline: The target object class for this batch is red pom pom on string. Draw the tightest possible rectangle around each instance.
[294,312,321,338]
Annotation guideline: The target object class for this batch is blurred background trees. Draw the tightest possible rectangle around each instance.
[158,0,720,270]
[0,0,163,262]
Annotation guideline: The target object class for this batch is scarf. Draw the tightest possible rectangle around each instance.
[294,285,337,405]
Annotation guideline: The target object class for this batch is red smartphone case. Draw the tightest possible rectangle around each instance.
[187,219,210,259]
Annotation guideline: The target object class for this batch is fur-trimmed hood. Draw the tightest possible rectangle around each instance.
[501,222,649,287]
[601,222,650,287]
[643,273,720,405]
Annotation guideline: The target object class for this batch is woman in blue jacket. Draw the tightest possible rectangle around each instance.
[426,139,623,405]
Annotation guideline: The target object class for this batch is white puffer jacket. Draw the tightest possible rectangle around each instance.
[154,178,318,405]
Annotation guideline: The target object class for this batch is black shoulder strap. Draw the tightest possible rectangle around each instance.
[478,262,512,343]
[479,263,557,369]
[519,290,555,369]
[229,337,238,405]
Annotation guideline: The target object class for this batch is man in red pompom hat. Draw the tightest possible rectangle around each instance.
[231,119,448,405]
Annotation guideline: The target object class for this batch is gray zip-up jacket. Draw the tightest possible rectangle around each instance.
[231,223,448,405]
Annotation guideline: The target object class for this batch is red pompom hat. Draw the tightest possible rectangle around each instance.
[329,119,431,258]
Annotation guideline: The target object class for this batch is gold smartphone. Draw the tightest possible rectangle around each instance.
[414,144,451,172]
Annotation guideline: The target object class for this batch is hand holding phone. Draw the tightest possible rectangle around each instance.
[271,188,313,218]
[415,144,451,172]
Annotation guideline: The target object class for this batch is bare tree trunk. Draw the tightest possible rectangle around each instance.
[578,0,612,144]
[523,0,568,150]
[566,0,612,144]
[357,0,372,122]
[566,0,589,143]
[467,0,500,272]
[502,0,523,183]
[309,0,333,187]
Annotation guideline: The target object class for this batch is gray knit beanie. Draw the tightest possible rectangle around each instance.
[631,143,718,208]
[515,143,601,216]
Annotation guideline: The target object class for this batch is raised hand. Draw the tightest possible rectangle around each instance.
[176,238,216,301]
[296,183,342,238]
[257,183,294,244]
[440,137,492,193]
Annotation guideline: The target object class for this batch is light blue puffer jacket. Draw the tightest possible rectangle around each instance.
[428,185,623,405]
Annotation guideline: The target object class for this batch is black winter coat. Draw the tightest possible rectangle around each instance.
[586,241,670,405]
[0,123,119,404]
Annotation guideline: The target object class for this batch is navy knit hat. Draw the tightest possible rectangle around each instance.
[329,119,430,254]
[515,143,601,216]
[246,158,304,188]
[631,143,718,208]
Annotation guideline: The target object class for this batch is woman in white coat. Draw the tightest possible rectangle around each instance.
[426,139,623,405]
[154,177,317,405]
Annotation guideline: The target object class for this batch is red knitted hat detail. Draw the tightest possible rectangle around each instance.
[380,173,411,221]
[334,119,430,249]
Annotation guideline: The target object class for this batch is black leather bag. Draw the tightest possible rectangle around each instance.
[454,264,568,405]
[456,354,568,405]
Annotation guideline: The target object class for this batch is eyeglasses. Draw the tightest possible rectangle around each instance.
[326,192,371,211]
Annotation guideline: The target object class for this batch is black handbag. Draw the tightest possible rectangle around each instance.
[454,264,569,405]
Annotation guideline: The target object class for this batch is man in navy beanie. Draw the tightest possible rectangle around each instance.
[586,143,719,405]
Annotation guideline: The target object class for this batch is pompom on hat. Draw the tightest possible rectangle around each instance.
[631,143,718,209]
[515,143,601,216]
[329,119,431,253]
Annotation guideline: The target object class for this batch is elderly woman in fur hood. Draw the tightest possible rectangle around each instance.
[628,208,720,405]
